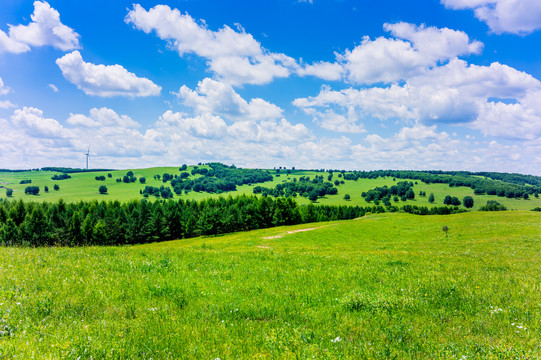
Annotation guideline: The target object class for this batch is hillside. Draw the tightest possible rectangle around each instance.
[1,164,540,211]
[1,211,540,358]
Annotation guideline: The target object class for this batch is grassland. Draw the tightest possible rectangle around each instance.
[1,167,540,211]
[1,211,540,358]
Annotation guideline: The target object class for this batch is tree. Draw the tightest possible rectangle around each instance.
[450,196,461,206]
[308,190,318,202]
[99,185,108,194]
[53,184,59,191]
[44,186,49,192]
[463,196,474,208]
[406,188,415,199]
[428,193,435,203]
[443,195,452,205]
[442,225,449,238]
[344,194,350,200]
[6,188,13,197]
[139,177,146,184]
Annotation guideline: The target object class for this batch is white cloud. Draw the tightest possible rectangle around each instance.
[56,51,161,97]
[298,61,343,81]
[10,107,67,138]
[159,110,228,139]
[125,4,297,86]
[300,22,482,84]
[294,59,541,139]
[442,0,541,35]
[0,30,30,54]
[1,1,79,55]
[174,78,283,121]
[0,101,16,109]
[472,101,541,139]
[229,118,312,142]
[0,78,11,96]
[67,107,141,128]
[48,84,59,92]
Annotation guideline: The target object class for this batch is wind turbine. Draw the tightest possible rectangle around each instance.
[85,146,90,170]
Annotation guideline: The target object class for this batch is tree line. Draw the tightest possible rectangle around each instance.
[332,170,539,199]
[0,196,466,247]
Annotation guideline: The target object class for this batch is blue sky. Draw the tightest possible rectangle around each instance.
[1,0,541,174]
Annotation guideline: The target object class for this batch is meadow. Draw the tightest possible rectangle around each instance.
[1,211,540,359]
[1,167,540,211]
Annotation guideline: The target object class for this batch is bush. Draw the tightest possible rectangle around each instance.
[6,188,13,197]
[99,185,108,194]
[344,194,350,200]
[463,196,474,208]
[24,186,39,195]
[44,186,49,192]
[479,200,507,211]
[139,177,146,184]
[53,184,59,191]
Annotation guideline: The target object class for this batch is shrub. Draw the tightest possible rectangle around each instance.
[479,200,507,211]
[99,185,108,194]
[6,188,13,197]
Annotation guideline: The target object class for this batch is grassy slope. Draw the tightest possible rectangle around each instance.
[1,168,540,211]
[1,211,540,358]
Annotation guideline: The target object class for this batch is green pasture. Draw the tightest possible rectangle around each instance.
[1,168,540,211]
[1,211,540,358]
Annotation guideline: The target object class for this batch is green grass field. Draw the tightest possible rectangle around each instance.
[1,211,540,358]
[2,167,540,211]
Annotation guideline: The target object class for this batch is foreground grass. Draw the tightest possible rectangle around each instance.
[1,211,540,358]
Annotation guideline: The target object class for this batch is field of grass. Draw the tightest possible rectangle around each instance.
[1,167,540,211]
[1,211,540,358]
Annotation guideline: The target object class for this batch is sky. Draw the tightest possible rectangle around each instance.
[1,0,541,174]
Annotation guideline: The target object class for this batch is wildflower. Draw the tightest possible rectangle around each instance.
[331,336,342,343]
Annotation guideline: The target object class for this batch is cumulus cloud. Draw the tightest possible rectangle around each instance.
[441,0,541,35]
[0,1,79,54]
[56,51,161,97]
[159,110,228,139]
[0,30,30,54]
[297,61,343,81]
[67,107,141,128]
[472,101,541,139]
[10,107,68,138]
[300,22,482,84]
[174,78,283,121]
[125,4,297,86]
[294,58,541,139]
